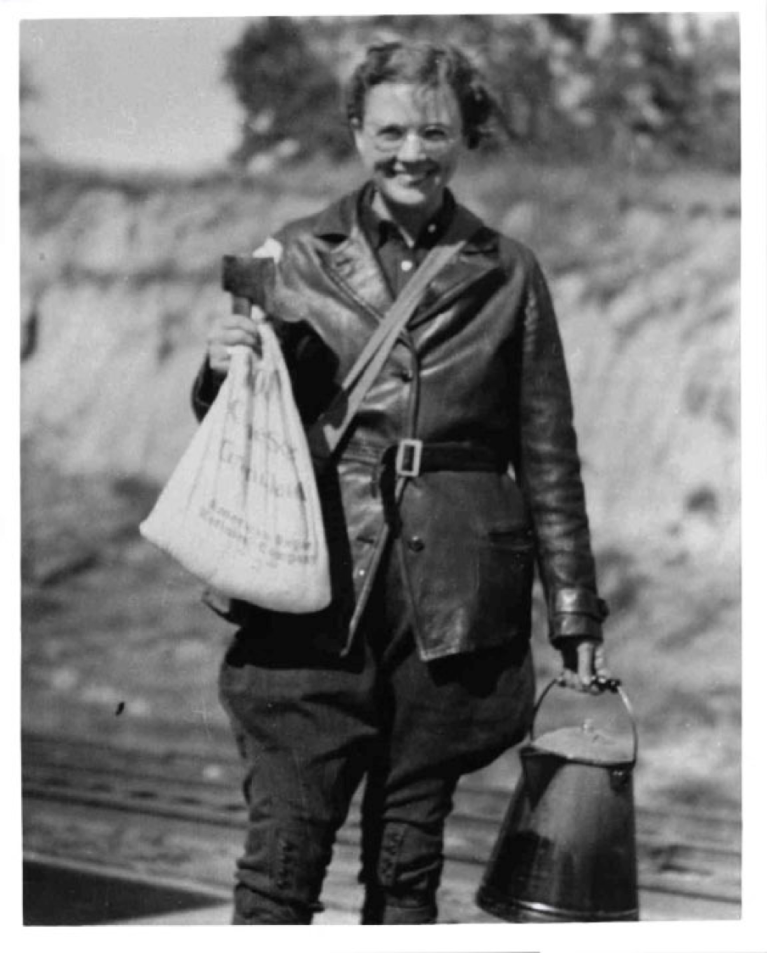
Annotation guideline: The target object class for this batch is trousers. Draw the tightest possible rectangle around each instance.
[218,542,535,924]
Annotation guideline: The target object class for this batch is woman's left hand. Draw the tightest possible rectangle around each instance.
[558,640,611,694]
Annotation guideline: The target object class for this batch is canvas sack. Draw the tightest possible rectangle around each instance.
[140,323,331,614]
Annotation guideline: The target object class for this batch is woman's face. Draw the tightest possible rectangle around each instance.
[353,82,465,219]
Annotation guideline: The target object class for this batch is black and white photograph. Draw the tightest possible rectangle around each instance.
[6,1,765,949]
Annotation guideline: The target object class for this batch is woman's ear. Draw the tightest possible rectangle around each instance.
[350,119,365,156]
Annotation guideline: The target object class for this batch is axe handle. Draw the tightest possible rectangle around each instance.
[231,295,252,318]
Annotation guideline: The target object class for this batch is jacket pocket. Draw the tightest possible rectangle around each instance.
[486,526,534,545]
[475,529,535,641]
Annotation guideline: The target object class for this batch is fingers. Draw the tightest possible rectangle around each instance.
[593,643,611,680]
[557,645,586,692]
[207,306,265,375]
[558,641,613,694]
[578,641,600,694]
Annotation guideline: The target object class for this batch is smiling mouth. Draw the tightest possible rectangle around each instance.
[392,169,437,186]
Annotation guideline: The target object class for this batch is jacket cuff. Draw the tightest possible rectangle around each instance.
[549,588,608,647]
[191,359,226,421]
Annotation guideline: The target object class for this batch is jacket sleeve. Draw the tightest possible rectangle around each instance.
[513,257,608,647]
[191,360,225,421]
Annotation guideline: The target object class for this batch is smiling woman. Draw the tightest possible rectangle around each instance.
[195,38,611,927]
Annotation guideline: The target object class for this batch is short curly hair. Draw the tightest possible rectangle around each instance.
[345,41,497,150]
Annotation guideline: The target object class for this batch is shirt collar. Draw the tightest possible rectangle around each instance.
[310,185,499,260]
[358,181,456,251]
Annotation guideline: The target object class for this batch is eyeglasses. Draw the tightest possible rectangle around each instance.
[364,124,459,155]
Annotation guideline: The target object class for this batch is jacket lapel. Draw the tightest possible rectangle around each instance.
[312,195,392,321]
[407,206,501,331]
[311,190,501,329]
[320,233,393,321]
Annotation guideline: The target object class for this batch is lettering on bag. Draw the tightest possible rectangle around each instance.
[217,440,305,500]
[197,501,318,566]
[242,362,276,394]
[225,396,298,464]
[202,357,314,566]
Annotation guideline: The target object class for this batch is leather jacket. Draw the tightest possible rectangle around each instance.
[193,186,607,661]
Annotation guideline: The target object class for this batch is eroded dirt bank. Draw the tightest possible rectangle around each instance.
[20,158,740,809]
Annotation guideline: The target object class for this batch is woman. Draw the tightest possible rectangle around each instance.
[194,40,610,925]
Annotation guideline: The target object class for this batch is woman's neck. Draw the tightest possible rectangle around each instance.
[371,188,445,247]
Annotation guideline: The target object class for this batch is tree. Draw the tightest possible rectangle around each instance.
[21,60,42,157]
[683,15,740,171]
[584,14,701,164]
[223,18,350,167]
[222,14,739,170]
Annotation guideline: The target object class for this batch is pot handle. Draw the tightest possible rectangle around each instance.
[530,676,639,766]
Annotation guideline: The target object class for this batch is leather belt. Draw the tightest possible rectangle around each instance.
[343,438,508,476]
[384,439,507,476]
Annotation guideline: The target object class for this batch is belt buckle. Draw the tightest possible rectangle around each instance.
[395,439,423,477]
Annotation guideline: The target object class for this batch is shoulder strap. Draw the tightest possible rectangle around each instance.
[307,225,471,460]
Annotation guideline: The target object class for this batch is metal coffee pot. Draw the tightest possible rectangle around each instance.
[476,677,639,922]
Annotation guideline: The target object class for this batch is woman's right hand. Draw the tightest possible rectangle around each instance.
[206,304,266,376]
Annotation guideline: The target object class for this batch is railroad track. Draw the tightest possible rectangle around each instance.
[22,733,741,924]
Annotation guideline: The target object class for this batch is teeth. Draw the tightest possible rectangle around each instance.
[397,172,431,184]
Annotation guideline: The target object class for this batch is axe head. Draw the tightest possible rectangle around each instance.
[221,255,275,310]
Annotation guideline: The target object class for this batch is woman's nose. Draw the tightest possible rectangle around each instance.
[396,129,427,162]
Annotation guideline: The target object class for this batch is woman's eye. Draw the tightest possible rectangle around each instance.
[377,127,403,144]
[422,127,450,143]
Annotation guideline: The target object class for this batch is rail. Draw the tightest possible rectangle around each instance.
[22,733,741,924]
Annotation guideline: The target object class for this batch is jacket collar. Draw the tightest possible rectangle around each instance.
[311,186,501,325]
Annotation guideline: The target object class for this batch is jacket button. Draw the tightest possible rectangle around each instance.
[407,536,425,552]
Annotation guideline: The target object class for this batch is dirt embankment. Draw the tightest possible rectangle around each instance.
[20,159,740,810]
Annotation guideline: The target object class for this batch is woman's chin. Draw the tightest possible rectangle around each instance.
[380,176,444,210]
